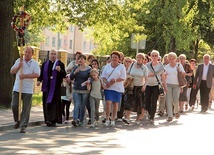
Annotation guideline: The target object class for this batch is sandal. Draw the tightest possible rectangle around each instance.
[167,117,173,122]
[158,111,164,116]
[175,113,180,119]
[185,104,188,110]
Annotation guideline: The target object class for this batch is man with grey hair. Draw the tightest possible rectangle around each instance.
[193,54,214,112]
[37,50,66,126]
[10,47,40,133]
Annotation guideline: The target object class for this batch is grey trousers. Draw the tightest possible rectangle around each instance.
[89,96,100,123]
[11,91,32,128]
[166,84,180,118]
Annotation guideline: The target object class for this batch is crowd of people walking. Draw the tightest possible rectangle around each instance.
[10,47,214,133]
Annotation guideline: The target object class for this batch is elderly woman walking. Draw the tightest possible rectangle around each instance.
[101,51,126,126]
[123,53,148,125]
[144,50,167,123]
[165,52,185,122]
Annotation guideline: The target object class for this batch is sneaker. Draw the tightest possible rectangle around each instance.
[110,121,115,126]
[90,124,95,128]
[117,118,122,122]
[93,121,98,127]
[189,106,194,111]
[14,121,20,129]
[64,120,68,124]
[20,127,26,133]
[149,119,154,124]
[135,120,140,125]
[62,116,65,122]
[71,120,77,127]
[122,118,130,124]
[87,119,91,125]
[102,118,106,123]
[105,120,110,126]
[78,122,83,127]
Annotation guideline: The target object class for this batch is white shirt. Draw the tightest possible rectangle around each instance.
[101,63,126,93]
[11,58,40,94]
[202,64,209,80]
[165,63,185,85]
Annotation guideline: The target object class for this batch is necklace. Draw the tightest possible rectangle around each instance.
[25,60,32,67]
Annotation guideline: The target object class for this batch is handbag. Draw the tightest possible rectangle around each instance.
[124,63,134,91]
[150,63,165,96]
[177,64,187,88]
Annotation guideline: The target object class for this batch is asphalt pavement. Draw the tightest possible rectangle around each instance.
[1,104,214,155]
[0,102,104,132]
[0,105,44,131]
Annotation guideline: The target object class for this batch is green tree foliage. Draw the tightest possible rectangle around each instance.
[1,0,214,107]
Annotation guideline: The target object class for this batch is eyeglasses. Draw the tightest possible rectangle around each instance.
[125,60,131,63]
[92,63,98,65]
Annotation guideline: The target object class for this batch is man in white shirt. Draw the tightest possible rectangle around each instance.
[193,54,214,112]
[10,47,40,133]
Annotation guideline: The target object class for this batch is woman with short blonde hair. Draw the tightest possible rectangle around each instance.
[165,52,185,122]
[144,50,167,123]
[123,53,148,125]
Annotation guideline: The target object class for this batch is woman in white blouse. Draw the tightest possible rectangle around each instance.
[101,51,126,126]
[165,52,185,122]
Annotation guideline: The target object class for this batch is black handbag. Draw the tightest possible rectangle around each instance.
[150,63,165,96]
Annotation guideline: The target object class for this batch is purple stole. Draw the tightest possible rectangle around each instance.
[42,60,59,103]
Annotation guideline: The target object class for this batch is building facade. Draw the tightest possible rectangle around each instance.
[39,25,96,54]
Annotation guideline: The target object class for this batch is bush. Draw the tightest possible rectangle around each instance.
[32,93,42,106]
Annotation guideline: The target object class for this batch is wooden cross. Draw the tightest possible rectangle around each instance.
[18,6,25,122]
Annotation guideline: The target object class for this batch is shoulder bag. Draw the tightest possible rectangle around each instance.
[124,63,134,90]
[150,63,165,96]
[177,64,187,88]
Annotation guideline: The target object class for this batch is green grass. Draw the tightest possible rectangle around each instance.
[32,93,42,106]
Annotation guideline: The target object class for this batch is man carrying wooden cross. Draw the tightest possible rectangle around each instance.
[10,47,40,133]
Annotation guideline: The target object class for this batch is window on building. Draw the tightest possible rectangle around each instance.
[69,40,72,49]
[64,39,67,46]
[70,25,73,32]
[83,41,86,51]
[52,37,56,47]
[90,42,92,50]
[46,37,49,46]
[58,39,61,47]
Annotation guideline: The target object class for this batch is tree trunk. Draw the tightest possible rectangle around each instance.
[169,37,176,52]
[0,0,19,107]
[194,39,199,61]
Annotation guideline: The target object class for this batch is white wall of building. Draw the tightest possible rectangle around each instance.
[39,25,96,54]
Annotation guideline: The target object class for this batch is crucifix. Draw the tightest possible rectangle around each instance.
[11,6,31,121]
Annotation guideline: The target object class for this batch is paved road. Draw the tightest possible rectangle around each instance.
[0,107,214,155]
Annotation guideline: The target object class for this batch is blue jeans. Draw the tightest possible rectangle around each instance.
[73,92,89,122]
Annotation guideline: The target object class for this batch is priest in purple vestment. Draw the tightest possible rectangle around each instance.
[37,50,66,126]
